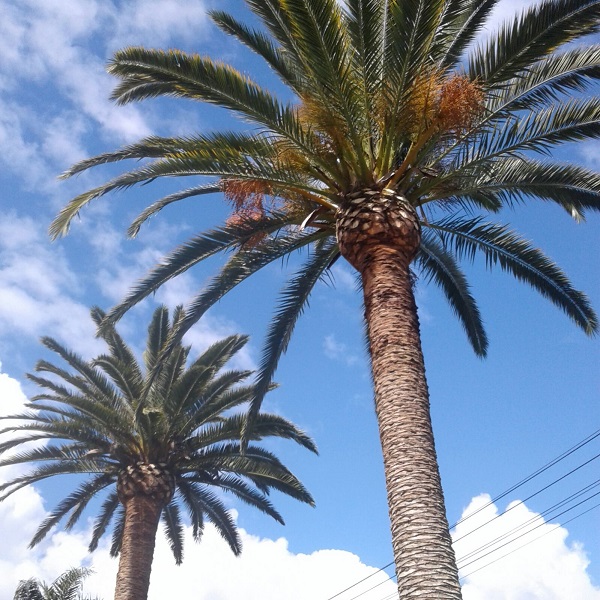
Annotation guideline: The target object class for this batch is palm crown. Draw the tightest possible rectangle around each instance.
[53,0,599,407]
[0,305,316,563]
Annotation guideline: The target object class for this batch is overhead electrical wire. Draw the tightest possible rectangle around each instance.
[455,478,600,564]
[450,428,600,529]
[344,500,600,600]
[458,500,600,580]
[452,453,600,544]
[321,427,600,600]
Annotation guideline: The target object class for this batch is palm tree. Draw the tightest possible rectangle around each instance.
[51,1,600,597]
[13,567,99,600]
[0,305,316,600]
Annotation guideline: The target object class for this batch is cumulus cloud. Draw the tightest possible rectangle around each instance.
[0,213,104,359]
[323,334,361,366]
[454,494,600,600]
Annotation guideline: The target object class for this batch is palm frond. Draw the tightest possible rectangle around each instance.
[29,475,114,547]
[173,228,330,348]
[110,506,126,557]
[437,0,500,70]
[468,0,600,85]
[102,212,296,328]
[89,491,120,551]
[209,10,302,92]
[417,232,488,356]
[174,479,205,541]
[430,216,598,334]
[191,488,241,555]
[162,502,184,564]
[248,238,339,430]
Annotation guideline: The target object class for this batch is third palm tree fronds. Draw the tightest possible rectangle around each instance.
[52,1,600,597]
[0,305,316,600]
[13,567,100,600]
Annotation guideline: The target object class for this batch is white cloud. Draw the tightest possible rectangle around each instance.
[323,334,361,366]
[454,494,600,600]
[0,213,103,358]
[108,0,210,50]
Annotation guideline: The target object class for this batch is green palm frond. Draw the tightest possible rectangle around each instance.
[44,568,93,600]
[448,159,600,219]
[89,492,119,552]
[417,232,488,356]
[171,228,329,350]
[488,45,600,113]
[470,98,600,159]
[215,473,284,520]
[437,0,500,70]
[174,479,205,541]
[249,239,339,426]
[430,216,598,334]
[469,0,600,85]
[110,507,125,557]
[210,10,302,91]
[30,475,114,547]
[162,502,185,565]
[190,488,241,554]
[102,212,298,328]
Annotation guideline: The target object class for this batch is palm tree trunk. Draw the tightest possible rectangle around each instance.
[114,494,163,600]
[337,189,462,599]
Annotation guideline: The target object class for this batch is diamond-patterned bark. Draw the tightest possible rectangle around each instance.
[117,462,175,505]
[336,188,421,272]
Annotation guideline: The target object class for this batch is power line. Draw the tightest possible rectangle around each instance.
[452,452,600,544]
[458,501,600,580]
[457,488,600,571]
[359,501,600,600]
[322,427,600,600]
[455,479,600,563]
[323,562,395,600]
[450,427,600,530]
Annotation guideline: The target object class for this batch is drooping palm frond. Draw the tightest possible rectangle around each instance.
[249,238,340,424]
[417,232,488,356]
[429,216,598,334]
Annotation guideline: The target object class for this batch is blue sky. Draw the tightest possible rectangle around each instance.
[0,1,599,599]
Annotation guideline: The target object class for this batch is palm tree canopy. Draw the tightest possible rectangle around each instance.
[53,0,600,415]
[13,567,98,600]
[0,305,316,563]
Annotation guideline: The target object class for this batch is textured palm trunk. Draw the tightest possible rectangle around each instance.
[114,494,162,600]
[337,189,462,599]
[114,463,175,600]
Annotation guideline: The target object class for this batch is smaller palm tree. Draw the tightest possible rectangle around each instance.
[13,567,99,600]
[0,305,316,600]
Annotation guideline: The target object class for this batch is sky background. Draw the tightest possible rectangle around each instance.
[0,1,599,599]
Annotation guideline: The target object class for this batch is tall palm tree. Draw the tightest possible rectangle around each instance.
[13,567,99,600]
[51,1,600,597]
[0,306,316,600]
